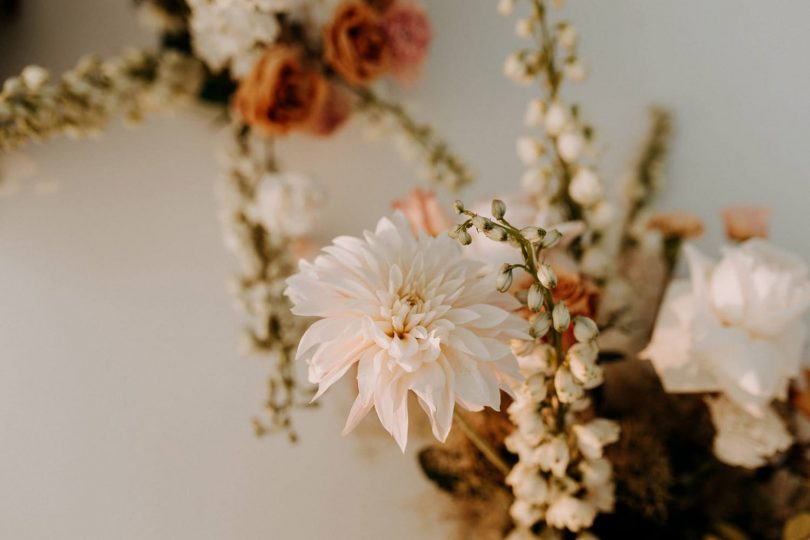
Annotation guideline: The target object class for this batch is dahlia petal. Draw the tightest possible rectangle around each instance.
[342,394,374,435]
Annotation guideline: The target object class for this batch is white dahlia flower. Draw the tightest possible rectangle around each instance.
[285,213,529,450]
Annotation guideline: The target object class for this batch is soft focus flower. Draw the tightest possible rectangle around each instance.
[187,0,280,77]
[557,130,584,161]
[285,213,529,450]
[524,98,546,128]
[572,418,620,459]
[544,101,570,137]
[517,136,543,165]
[706,395,792,468]
[250,172,322,237]
[234,46,350,136]
[504,52,532,85]
[546,495,597,533]
[536,435,570,477]
[391,188,450,237]
[647,211,704,240]
[382,2,431,81]
[325,1,391,86]
[568,167,603,207]
[642,240,810,466]
[723,206,770,242]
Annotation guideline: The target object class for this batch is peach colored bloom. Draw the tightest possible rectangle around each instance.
[234,46,349,136]
[647,211,704,240]
[391,189,451,237]
[723,206,770,242]
[383,2,431,81]
[324,1,391,86]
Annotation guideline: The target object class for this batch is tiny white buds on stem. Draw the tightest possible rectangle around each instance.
[485,225,508,242]
[492,199,507,220]
[531,312,552,338]
[528,283,544,312]
[537,264,558,289]
[552,302,571,332]
[457,227,472,246]
[453,200,465,214]
[471,215,490,231]
[524,98,546,127]
[517,136,543,165]
[568,344,603,389]
[497,264,514,292]
[573,316,599,343]
[521,226,545,243]
[542,229,562,249]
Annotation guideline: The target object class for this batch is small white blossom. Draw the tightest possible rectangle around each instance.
[573,419,620,459]
[544,101,570,137]
[546,495,597,532]
[516,18,534,38]
[517,137,544,165]
[525,99,546,127]
[250,172,323,238]
[555,365,584,403]
[558,130,584,161]
[504,53,533,85]
[510,499,545,528]
[521,167,555,196]
[569,167,603,207]
[536,435,570,477]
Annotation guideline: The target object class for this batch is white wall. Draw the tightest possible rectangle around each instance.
[1,1,809,539]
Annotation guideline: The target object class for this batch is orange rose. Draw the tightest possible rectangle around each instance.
[324,1,391,86]
[234,46,349,136]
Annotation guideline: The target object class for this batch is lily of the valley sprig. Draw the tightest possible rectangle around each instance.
[452,198,618,537]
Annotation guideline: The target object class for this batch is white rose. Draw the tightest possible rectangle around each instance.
[642,240,810,418]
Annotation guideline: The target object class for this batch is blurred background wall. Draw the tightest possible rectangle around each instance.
[1,1,808,538]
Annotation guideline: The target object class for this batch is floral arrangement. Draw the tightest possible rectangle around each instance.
[288,0,810,537]
[3,1,810,539]
[1,0,470,439]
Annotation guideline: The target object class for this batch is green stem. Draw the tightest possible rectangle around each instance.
[453,410,510,476]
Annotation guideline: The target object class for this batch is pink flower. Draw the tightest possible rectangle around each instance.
[723,206,770,242]
[392,189,451,237]
[383,2,432,82]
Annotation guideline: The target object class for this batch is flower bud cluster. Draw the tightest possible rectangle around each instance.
[0,49,204,152]
[217,123,314,442]
[502,0,616,280]
[454,198,618,537]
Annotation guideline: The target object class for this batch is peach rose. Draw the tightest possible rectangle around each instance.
[383,2,431,80]
[324,1,391,86]
[723,206,770,242]
[392,189,451,237]
[234,46,349,136]
[646,211,704,240]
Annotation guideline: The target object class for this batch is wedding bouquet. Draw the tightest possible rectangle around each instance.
[3,1,810,539]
